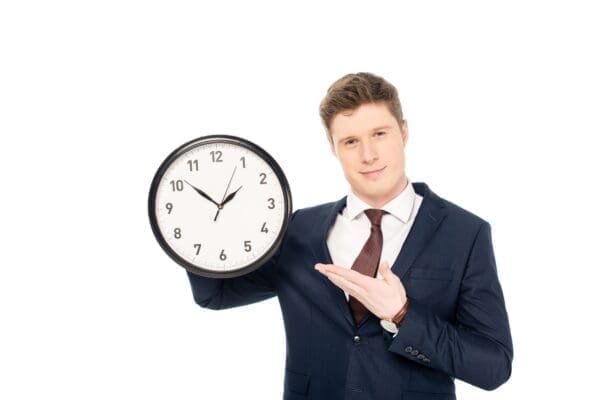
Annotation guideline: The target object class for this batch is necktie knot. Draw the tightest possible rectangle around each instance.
[364,208,385,227]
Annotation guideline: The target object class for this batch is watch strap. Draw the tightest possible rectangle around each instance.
[392,298,409,325]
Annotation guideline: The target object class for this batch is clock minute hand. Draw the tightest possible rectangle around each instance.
[214,165,238,222]
[221,186,243,207]
[184,180,220,208]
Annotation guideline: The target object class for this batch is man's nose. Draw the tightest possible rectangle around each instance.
[360,140,378,163]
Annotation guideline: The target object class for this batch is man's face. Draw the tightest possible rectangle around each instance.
[329,102,409,208]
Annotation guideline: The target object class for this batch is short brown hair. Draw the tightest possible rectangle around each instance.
[319,72,404,143]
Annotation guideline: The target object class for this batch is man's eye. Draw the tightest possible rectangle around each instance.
[345,139,356,145]
[376,131,386,136]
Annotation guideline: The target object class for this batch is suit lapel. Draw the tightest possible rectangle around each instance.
[312,196,356,328]
[389,182,448,280]
[311,182,448,330]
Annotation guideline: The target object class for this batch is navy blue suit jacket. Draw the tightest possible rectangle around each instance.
[187,182,513,400]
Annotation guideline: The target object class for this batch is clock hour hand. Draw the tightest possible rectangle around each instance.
[184,180,220,208]
[221,185,243,207]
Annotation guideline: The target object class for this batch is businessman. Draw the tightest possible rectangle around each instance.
[187,72,513,399]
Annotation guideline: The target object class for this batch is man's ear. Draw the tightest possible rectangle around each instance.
[329,137,338,157]
[400,119,409,145]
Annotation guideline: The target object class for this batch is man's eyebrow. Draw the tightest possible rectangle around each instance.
[337,125,394,144]
[369,125,393,132]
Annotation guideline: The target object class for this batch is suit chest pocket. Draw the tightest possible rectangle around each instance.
[405,267,453,301]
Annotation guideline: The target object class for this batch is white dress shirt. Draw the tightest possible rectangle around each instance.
[326,178,423,302]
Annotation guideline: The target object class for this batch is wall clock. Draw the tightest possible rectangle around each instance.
[148,135,293,278]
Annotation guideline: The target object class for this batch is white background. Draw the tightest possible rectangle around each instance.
[1,1,598,399]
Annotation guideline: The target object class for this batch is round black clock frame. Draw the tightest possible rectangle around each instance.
[148,134,293,278]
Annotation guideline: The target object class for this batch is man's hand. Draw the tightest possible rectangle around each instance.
[314,261,407,320]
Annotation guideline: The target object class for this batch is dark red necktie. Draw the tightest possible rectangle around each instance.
[348,208,386,326]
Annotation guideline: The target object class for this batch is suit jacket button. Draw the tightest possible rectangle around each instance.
[411,349,419,356]
[353,335,361,344]
[417,354,425,360]
[423,358,431,363]
[404,346,413,353]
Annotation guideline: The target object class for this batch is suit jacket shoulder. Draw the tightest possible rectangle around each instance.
[431,188,490,231]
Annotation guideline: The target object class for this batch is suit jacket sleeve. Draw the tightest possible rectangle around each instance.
[388,221,513,391]
[186,210,298,310]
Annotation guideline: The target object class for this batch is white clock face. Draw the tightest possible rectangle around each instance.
[152,139,289,274]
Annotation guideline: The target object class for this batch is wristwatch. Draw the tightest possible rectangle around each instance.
[380,299,409,335]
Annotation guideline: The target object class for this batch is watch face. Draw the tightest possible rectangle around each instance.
[380,319,398,334]
[148,135,292,278]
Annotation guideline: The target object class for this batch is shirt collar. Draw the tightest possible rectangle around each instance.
[345,178,416,224]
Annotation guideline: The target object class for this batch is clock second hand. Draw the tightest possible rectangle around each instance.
[214,165,237,222]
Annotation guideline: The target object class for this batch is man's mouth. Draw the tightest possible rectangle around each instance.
[360,166,386,177]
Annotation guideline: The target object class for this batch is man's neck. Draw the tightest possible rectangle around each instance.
[351,176,409,209]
